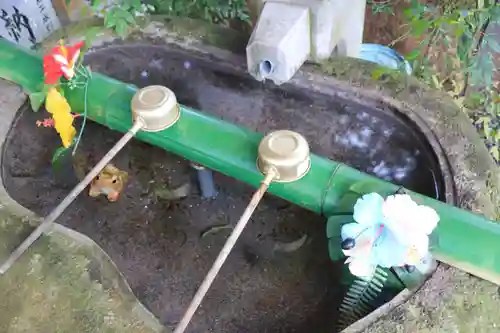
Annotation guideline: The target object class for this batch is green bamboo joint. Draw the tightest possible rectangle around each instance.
[1,39,499,284]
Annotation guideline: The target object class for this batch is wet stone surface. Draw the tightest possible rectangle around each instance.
[2,45,445,333]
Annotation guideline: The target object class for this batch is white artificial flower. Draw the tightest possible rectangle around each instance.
[382,194,439,246]
[345,257,376,279]
[340,193,440,277]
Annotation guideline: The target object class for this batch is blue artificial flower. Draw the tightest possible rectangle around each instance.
[340,193,439,278]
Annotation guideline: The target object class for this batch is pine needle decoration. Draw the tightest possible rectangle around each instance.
[337,266,388,329]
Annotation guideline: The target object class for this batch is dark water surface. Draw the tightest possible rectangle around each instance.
[88,45,443,199]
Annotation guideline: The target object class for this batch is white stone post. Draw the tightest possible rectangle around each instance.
[246,0,366,85]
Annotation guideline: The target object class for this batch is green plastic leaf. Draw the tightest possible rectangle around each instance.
[29,91,47,112]
[337,266,392,328]
[336,192,362,213]
[349,181,397,196]
[326,215,354,239]
[52,146,70,165]
[328,240,344,262]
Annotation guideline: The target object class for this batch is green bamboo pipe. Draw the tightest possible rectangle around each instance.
[1,39,500,284]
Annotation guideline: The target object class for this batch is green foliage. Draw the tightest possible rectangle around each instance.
[29,85,50,112]
[52,146,71,165]
[29,91,47,112]
[367,0,394,14]
[145,0,250,24]
[369,0,500,164]
[87,0,154,38]
[69,0,250,44]
[468,90,500,161]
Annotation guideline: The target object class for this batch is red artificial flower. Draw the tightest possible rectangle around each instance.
[43,40,85,85]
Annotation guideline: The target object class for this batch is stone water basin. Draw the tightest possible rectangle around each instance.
[1,43,445,333]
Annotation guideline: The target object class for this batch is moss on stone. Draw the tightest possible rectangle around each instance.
[39,16,248,56]
[363,266,500,333]
[0,213,165,333]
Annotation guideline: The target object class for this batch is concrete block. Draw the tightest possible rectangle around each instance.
[246,0,366,84]
[246,1,310,85]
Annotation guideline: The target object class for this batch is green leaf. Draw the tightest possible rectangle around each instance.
[29,91,47,112]
[405,49,420,61]
[83,26,103,50]
[52,146,70,165]
[122,10,137,25]
[65,0,72,5]
[104,12,117,28]
[412,19,430,36]
[114,19,130,38]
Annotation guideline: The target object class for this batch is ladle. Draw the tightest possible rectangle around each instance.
[0,85,180,275]
[173,130,311,333]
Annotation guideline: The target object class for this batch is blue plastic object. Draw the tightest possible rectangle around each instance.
[192,164,218,199]
[359,44,413,75]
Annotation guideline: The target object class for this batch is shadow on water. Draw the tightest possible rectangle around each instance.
[1,44,444,333]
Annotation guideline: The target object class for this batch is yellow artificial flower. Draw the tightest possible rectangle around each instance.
[45,87,77,148]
